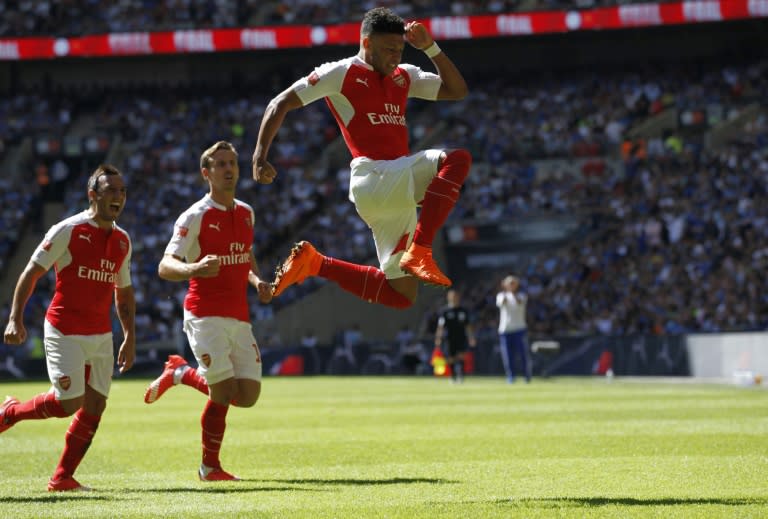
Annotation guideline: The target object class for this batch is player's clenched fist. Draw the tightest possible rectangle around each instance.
[256,280,273,304]
[253,157,277,185]
[194,254,221,277]
[3,320,27,345]
[404,21,432,50]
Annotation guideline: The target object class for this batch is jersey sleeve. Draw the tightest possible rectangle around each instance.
[165,209,201,261]
[400,63,441,100]
[115,236,132,288]
[293,59,348,106]
[30,221,72,271]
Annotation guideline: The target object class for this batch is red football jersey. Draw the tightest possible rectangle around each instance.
[293,56,441,160]
[32,211,132,335]
[165,195,255,322]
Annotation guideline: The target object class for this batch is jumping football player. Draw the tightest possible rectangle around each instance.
[253,7,471,307]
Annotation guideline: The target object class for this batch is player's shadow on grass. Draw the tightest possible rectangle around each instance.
[267,477,455,486]
[0,495,110,504]
[498,497,768,507]
[157,485,319,494]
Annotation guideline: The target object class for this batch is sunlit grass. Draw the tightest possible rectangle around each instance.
[0,376,766,518]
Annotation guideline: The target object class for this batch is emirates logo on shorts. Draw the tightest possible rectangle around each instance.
[201,354,211,367]
[59,376,71,390]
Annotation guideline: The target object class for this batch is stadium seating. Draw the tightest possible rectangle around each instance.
[1,4,767,359]
[0,1,676,37]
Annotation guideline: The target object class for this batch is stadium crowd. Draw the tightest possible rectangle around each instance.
[0,0,676,37]
[1,51,767,358]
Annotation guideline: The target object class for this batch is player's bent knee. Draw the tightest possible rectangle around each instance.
[232,380,261,407]
[444,149,472,170]
[59,397,85,416]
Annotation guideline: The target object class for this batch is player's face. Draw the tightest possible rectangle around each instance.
[91,174,127,224]
[366,33,405,76]
[205,149,239,195]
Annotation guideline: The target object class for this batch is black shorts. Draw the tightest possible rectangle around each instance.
[445,341,468,358]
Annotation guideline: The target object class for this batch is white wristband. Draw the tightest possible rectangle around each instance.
[423,42,441,58]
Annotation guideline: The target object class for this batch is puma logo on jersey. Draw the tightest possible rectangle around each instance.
[356,77,369,87]
[78,234,92,243]
[209,222,221,231]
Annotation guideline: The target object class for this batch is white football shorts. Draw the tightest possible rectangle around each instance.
[183,315,262,385]
[44,320,114,399]
[348,149,442,278]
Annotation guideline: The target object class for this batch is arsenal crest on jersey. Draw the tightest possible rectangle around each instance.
[59,376,72,391]
[393,74,406,88]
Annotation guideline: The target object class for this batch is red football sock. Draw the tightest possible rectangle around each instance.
[182,367,209,396]
[3,392,69,425]
[52,409,101,481]
[319,258,412,309]
[201,400,228,469]
[414,149,472,247]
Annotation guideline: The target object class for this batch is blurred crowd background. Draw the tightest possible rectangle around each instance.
[1,0,767,377]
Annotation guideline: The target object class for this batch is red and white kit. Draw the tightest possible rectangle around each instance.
[165,195,261,383]
[292,56,444,277]
[32,210,132,397]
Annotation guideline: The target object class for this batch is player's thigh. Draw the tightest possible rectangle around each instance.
[410,149,443,204]
[230,321,262,383]
[183,316,235,385]
[44,321,87,399]
[83,333,115,399]
[349,155,422,221]
[369,211,418,278]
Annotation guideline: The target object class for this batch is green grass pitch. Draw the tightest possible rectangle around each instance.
[0,376,766,518]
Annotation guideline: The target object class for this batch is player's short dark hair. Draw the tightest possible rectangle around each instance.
[361,7,405,37]
[87,164,122,193]
[200,140,237,170]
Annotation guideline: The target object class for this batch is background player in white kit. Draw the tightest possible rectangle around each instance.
[1,165,135,492]
[143,141,273,482]
[253,7,471,307]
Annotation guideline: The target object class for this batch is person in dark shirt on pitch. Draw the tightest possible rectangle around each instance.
[434,289,476,383]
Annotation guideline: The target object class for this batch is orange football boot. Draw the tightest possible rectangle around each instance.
[399,242,451,287]
[271,241,323,297]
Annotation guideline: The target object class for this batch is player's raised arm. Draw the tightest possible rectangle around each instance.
[404,21,468,101]
[252,86,304,184]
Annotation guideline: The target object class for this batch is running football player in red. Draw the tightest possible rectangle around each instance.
[2,165,135,492]
[143,141,273,482]
[253,7,470,307]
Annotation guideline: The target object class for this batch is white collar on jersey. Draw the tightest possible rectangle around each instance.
[351,55,374,71]
[204,193,235,211]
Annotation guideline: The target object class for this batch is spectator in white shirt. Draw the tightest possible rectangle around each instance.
[496,275,530,383]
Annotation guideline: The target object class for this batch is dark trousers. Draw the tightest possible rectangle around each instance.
[499,330,530,382]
